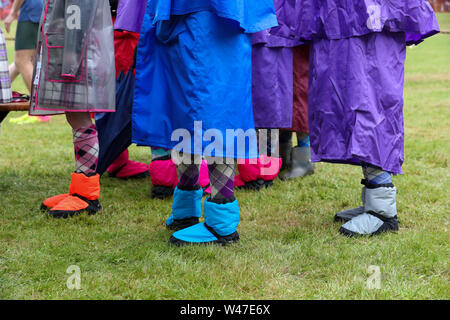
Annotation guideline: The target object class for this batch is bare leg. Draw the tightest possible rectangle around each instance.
[8,62,20,84]
[14,49,35,92]
[10,50,49,123]
[65,112,93,130]
[44,112,101,217]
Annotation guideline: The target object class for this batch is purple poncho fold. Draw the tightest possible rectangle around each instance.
[252,0,304,48]
[148,0,278,33]
[251,0,310,129]
[284,0,440,45]
[114,0,148,33]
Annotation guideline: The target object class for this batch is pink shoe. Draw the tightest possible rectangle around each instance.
[107,149,149,179]
[37,116,51,122]
[149,158,212,199]
[199,160,211,195]
[236,156,282,191]
[149,158,179,199]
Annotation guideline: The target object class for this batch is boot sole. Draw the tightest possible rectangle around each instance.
[333,215,351,223]
[40,203,51,211]
[108,171,150,180]
[279,169,314,181]
[169,231,240,247]
[152,186,174,199]
[339,222,399,238]
[237,179,272,191]
[48,200,102,219]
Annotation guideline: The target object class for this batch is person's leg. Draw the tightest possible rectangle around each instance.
[43,113,102,218]
[169,158,240,246]
[208,160,236,203]
[66,112,98,175]
[148,147,178,199]
[339,163,398,237]
[16,49,50,121]
[177,156,202,190]
[235,129,282,190]
[8,62,19,83]
[13,49,50,122]
[279,45,314,180]
[361,163,392,185]
[166,154,203,230]
[279,130,293,170]
[42,112,95,210]
[14,49,34,92]
[296,132,310,148]
[279,133,314,180]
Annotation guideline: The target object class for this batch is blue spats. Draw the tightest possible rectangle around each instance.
[166,187,203,227]
[204,199,240,236]
[170,199,240,245]
[171,222,221,244]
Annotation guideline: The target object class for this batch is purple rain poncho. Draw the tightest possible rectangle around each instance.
[114,0,147,33]
[283,0,440,45]
[295,0,440,174]
[251,0,307,129]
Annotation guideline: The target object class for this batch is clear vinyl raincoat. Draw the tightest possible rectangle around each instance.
[30,0,116,115]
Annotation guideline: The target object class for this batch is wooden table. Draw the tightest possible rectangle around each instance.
[0,102,30,124]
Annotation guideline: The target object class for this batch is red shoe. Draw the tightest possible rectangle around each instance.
[41,193,70,211]
[47,173,102,219]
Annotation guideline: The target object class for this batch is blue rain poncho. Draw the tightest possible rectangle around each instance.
[132,0,277,159]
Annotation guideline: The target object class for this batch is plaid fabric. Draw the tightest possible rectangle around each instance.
[73,125,99,175]
[362,163,392,185]
[30,0,115,115]
[177,154,202,188]
[0,29,12,104]
[177,163,201,189]
[208,161,236,201]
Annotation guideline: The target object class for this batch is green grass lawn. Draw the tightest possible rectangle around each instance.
[0,15,449,300]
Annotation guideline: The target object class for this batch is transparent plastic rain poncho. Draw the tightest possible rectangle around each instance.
[31,0,116,115]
